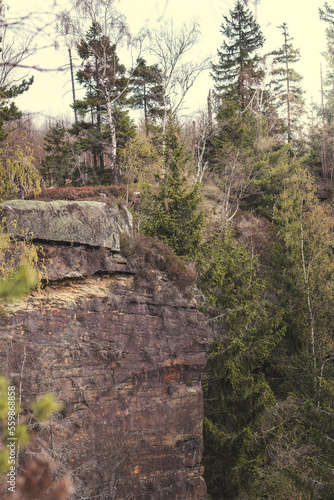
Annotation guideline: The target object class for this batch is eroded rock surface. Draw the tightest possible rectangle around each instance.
[1,200,132,251]
[38,243,133,280]
[0,233,207,498]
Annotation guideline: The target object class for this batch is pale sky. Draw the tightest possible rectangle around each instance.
[5,0,329,125]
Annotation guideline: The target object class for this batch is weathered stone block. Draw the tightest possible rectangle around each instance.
[1,200,132,251]
[37,243,133,280]
[0,275,208,499]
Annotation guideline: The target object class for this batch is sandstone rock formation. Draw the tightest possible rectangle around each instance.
[0,201,207,499]
[1,200,132,251]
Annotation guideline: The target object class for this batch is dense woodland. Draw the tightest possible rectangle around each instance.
[1,0,334,498]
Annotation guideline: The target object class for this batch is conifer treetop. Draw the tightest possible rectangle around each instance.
[211,0,265,109]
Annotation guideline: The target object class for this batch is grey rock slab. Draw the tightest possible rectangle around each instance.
[1,200,132,251]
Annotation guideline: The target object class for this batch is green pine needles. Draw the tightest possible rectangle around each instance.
[211,0,265,110]
[141,115,204,259]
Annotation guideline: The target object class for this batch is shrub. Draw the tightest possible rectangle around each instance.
[30,185,127,201]
[120,233,197,291]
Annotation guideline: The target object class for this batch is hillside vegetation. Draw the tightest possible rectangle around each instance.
[1,0,334,498]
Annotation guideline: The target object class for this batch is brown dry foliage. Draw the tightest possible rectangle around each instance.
[28,185,127,202]
[4,454,74,500]
[120,233,197,291]
[234,211,274,268]
[6,116,46,169]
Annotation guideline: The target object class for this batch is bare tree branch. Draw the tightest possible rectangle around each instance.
[148,19,209,129]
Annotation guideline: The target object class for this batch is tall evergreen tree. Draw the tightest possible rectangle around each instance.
[269,23,304,144]
[319,3,334,179]
[210,0,267,178]
[198,232,284,499]
[131,58,164,137]
[42,122,78,186]
[74,21,134,183]
[211,0,265,111]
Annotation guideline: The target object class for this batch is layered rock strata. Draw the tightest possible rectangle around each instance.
[0,200,207,499]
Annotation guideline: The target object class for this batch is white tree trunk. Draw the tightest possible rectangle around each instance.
[106,99,119,183]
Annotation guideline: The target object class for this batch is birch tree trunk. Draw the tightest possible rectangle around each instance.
[106,99,119,184]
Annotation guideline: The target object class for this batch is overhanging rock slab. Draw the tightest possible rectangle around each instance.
[1,200,132,251]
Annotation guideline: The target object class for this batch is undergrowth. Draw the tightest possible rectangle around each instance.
[120,232,197,292]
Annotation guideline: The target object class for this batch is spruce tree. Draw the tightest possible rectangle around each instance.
[269,23,304,144]
[198,232,283,499]
[211,0,265,111]
[141,115,204,258]
[42,122,78,186]
[210,0,267,177]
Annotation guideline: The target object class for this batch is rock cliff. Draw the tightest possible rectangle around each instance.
[0,200,208,499]
[1,199,132,251]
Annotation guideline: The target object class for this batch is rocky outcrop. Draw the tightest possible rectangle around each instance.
[37,243,132,280]
[0,201,207,499]
[1,200,132,251]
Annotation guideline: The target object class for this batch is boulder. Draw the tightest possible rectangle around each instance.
[1,200,132,251]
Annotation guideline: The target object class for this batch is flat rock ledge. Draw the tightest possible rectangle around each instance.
[38,243,133,281]
[1,199,132,251]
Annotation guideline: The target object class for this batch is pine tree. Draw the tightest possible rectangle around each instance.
[269,23,304,144]
[0,29,34,142]
[0,75,34,141]
[131,58,164,137]
[0,77,34,142]
[319,4,334,178]
[211,0,265,111]
[73,22,134,183]
[319,1,334,29]
[320,4,334,116]
[42,122,78,186]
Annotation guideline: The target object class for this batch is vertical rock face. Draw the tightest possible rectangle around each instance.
[0,201,208,499]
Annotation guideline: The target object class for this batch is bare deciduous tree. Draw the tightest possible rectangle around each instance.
[186,102,216,183]
[148,19,210,131]
[215,148,261,227]
[0,0,61,74]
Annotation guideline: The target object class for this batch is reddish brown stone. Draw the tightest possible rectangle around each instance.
[38,243,133,280]
[0,247,208,499]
